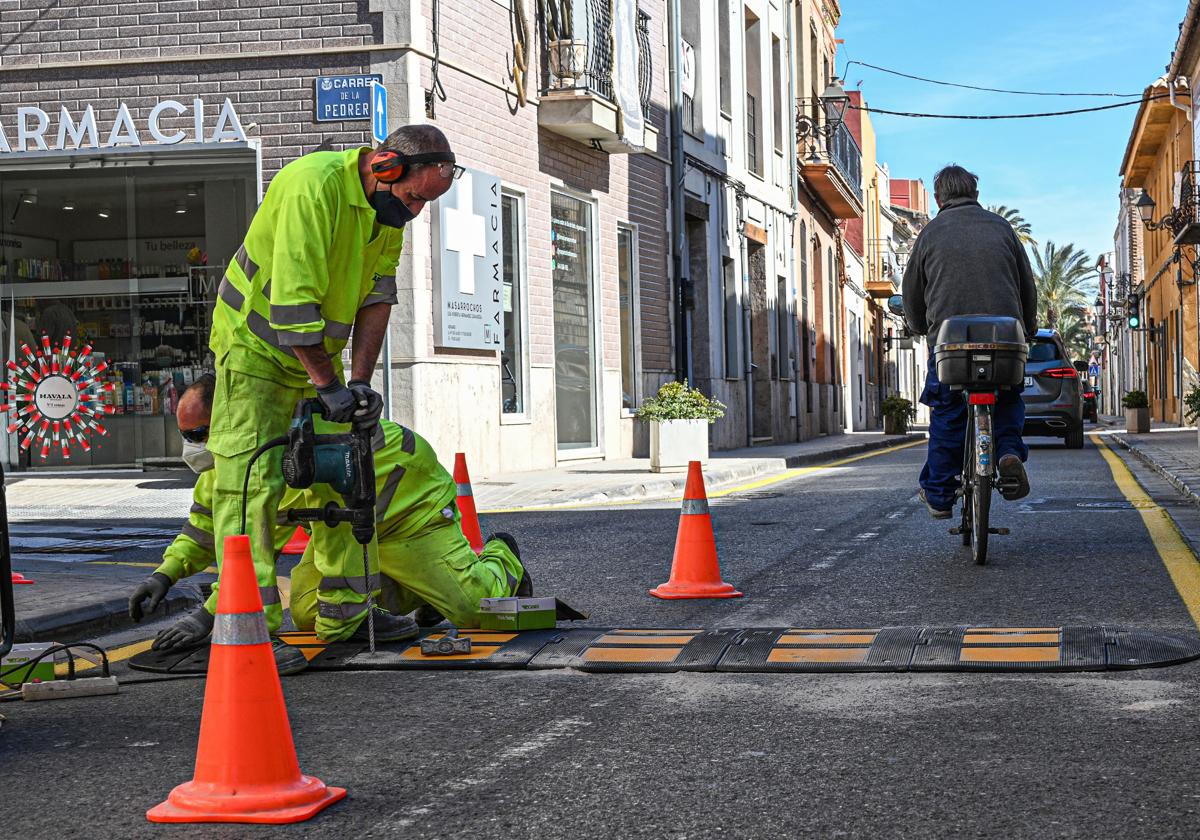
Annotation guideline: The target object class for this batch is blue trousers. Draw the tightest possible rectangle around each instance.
[919,356,1028,510]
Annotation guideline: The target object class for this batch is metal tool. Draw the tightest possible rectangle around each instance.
[280,399,379,652]
[420,627,472,656]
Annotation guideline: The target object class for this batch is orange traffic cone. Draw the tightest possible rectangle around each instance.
[650,461,742,599]
[11,572,34,585]
[147,535,346,825]
[281,526,310,556]
[454,452,484,554]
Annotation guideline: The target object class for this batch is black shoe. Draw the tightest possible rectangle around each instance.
[413,604,446,627]
[998,455,1030,501]
[491,532,531,596]
[349,607,420,643]
[272,638,309,676]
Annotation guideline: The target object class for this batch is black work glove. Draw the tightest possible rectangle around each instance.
[347,379,384,429]
[128,572,172,622]
[316,380,358,423]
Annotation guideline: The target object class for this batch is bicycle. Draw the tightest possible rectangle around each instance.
[951,387,1021,565]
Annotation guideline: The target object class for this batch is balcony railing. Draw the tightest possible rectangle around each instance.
[1174,159,1200,245]
[827,121,862,202]
[539,1,652,118]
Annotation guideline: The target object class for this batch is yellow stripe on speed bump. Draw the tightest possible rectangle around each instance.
[960,646,1059,664]
[1095,435,1200,631]
[964,632,1061,645]
[778,633,878,646]
[768,647,871,664]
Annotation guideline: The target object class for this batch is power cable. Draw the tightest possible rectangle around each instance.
[844,59,1145,98]
[851,94,1169,120]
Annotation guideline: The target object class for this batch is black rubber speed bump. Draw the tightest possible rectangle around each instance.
[126,625,1200,674]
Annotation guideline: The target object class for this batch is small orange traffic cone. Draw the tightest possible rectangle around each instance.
[281,526,310,556]
[11,572,34,585]
[454,452,484,554]
[650,461,742,600]
[147,535,345,825]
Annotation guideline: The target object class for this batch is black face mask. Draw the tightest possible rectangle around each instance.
[370,187,416,229]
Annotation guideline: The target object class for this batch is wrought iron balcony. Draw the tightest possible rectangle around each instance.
[798,115,863,219]
[1174,160,1200,245]
[538,1,657,154]
[828,121,863,202]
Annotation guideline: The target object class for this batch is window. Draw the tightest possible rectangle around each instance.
[617,225,638,411]
[682,0,702,136]
[551,192,598,451]
[799,221,812,410]
[776,274,790,380]
[500,192,527,415]
[723,256,740,378]
[744,8,763,176]
[771,36,783,153]
[718,0,732,114]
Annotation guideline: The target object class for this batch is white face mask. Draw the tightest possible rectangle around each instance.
[181,439,214,474]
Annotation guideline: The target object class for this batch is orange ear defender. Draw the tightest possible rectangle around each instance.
[370,151,457,183]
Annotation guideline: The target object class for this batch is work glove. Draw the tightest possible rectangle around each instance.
[128,572,172,622]
[316,380,358,423]
[347,379,384,429]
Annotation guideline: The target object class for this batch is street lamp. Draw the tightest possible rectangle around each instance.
[796,77,852,146]
[820,78,850,125]
[1136,189,1186,234]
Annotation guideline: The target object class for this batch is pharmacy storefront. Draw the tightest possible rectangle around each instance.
[0,98,259,468]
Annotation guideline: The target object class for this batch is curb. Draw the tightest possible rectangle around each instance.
[13,584,203,644]
[481,433,924,510]
[1107,433,1200,508]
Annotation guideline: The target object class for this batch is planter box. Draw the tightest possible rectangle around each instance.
[1125,407,1150,434]
[883,415,908,436]
[650,419,709,472]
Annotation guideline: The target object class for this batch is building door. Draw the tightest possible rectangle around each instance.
[550,192,598,452]
[747,241,772,441]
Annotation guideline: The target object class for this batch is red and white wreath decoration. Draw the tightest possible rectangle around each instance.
[0,333,115,460]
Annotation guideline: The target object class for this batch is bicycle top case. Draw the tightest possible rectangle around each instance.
[933,316,1028,389]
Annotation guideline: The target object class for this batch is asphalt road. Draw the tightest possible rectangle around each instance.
[4,432,1200,839]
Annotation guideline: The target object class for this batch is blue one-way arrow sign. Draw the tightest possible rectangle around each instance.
[370,81,388,145]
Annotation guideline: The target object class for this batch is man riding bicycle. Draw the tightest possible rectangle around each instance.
[901,164,1038,518]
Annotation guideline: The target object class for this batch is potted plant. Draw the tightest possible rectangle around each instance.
[881,394,916,435]
[542,0,587,87]
[1123,389,1150,434]
[1184,386,1200,447]
[635,379,726,472]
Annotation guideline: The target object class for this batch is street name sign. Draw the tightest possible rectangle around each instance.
[314,74,382,122]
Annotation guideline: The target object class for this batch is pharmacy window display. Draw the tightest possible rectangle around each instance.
[0,163,255,467]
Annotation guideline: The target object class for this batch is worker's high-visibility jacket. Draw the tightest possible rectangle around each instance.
[209,146,404,388]
[154,420,457,590]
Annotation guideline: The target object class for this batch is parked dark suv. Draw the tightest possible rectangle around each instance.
[1021,329,1084,449]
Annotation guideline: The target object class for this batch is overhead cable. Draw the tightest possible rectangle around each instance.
[851,94,1169,120]
[844,59,1145,98]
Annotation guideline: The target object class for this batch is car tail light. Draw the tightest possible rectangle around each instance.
[1043,367,1078,379]
[1083,391,1095,399]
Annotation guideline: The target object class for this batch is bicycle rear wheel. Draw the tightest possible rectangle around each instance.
[960,409,973,547]
[972,405,991,565]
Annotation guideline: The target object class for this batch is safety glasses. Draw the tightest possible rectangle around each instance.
[434,162,466,181]
[180,425,209,443]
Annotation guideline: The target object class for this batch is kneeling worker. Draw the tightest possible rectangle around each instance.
[129,378,527,673]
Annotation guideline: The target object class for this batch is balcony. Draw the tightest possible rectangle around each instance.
[799,120,863,219]
[537,2,658,154]
[1174,160,1200,245]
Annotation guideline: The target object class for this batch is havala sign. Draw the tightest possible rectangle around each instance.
[0,97,247,155]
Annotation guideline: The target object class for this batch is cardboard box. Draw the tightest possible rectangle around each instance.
[0,643,58,688]
[478,596,557,631]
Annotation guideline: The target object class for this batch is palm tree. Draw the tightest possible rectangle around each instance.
[1054,306,1091,361]
[1032,241,1094,330]
[988,204,1037,248]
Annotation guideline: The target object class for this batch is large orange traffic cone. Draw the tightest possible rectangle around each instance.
[454,452,484,554]
[650,461,742,599]
[147,535,346,824]
[281,526,310,556]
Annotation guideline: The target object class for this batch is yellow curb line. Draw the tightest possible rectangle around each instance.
[1094,434,1200,632]
[479,439,925,513]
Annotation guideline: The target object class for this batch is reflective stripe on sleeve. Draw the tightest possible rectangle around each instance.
[234,244,259,280]
[180,521,215,550]
[324,318,353,340]
[260,585,282,605]
[401,426,416,454]
[189,501,212,516]
[317,599,369,621]
[362,274,398,307]
[319,574,379,595]
[218,276,245,311]
[212,612,270,646]
[681,498,710,515]
[270,302,322,326]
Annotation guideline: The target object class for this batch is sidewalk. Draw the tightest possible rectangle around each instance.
[1103,420,1200,505]
[4,430,925,644]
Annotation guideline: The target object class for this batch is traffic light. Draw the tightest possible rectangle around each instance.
[1126,292,1141,329]
[1128,312,1141,329]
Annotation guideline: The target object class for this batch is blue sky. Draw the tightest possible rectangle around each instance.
[837,0,1185,274]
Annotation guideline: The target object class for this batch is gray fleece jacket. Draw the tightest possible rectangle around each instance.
[901,198,1037,340]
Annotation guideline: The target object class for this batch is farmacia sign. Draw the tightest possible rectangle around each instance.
[0,97,248,154]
